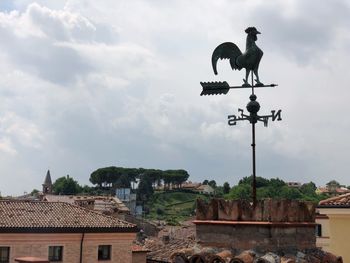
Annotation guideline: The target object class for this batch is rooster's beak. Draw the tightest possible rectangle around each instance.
[256,31,261,34]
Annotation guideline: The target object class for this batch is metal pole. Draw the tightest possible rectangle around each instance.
[251,71,257,206]
[252,123,257,206]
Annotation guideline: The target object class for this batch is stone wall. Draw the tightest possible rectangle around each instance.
[195,223,316,251]
[194,199,317,251]
[132,252,147,263]
[125,214,159,237]
[196,199,316,222]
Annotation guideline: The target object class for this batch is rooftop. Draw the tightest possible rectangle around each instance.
[0,200,137,233]
[319,193,350,207]
[43,194,130,213]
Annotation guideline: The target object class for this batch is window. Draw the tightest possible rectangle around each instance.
[48,246,63,262]
[0,247,10,263]
[316,224,322,237]
[98,245,111,261]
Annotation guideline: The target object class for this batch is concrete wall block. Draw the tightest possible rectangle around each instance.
[287,200,300,222]
[218,199,241,221]
[262,199,272,221]
[197,198,316,223]
[240,200,253,221]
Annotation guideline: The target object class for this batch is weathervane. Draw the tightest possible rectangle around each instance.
[200,27,282,206]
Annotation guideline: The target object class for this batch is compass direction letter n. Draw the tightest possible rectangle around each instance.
[271,110,282,121]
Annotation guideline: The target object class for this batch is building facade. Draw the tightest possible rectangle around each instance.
[115,188,137,215]
[0,200,138,263]
[317,193,350,263]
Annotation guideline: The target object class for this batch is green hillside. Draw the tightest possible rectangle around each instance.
[145,190,209,225]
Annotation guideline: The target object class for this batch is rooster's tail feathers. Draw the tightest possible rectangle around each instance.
[211,42,242,75]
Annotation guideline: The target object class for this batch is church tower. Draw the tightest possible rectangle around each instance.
[42,170,53,194]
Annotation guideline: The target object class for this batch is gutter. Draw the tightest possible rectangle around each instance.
[80,232,85,263]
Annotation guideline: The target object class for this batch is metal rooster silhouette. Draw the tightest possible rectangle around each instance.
[212,27,264,86]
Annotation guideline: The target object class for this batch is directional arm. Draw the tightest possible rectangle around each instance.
[228,109,282,127]
[200,81,277,96]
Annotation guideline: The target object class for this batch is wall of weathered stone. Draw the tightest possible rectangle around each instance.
[194,199,317,251]
[195,223,316,251]
[196,199,316,222]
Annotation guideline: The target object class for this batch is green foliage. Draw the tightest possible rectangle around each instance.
[115,174,131,188]
[203,180,209,185]
[300,182,316,196]
[30,189,39,196]
[326,180,340,188]
[146,191,208,223]
[326,180,340,192]
[79,185,108,195]
[137,175,154,202]
[89,166,190,191]
[280,186,303,199]
[226,184,251,200]
[208,180,217,188]
[163,169,190,189]
[239,176,270,188]
[226,176,325,203]
[90,166,137,188]
[53,175,82,195]
[213,186,224,197]
[223,182,230,194]
[156,207,164,216]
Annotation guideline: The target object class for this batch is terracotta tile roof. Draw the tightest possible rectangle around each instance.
[319,193,350,207]
[15,257,49,263]
[181,182,201,189]
[131,245,150,253]
[0,200,137,233]
[317,187,350,194]
[43,194,130,213]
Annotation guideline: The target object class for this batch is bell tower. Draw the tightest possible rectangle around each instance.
[42,170,53,194]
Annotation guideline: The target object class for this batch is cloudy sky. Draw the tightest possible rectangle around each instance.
[0,0,349,196]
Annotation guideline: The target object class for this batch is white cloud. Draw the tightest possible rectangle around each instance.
[0,137,17,155]
[0,0,350,195]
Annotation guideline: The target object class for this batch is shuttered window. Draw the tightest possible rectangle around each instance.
[0,247,10,263]
[49,246,63,261]
[98,245,111,260]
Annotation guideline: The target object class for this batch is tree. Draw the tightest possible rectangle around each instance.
[203,180,209,185]
[268,178,286,188]
[137,175,154,202]
[53,175,81,195]
[208,180,217,188]
[30,189,39,196]
[90,166,134,188]
[162,170,190,189]
[280,186,302,199]
[172,170,190,188]
[300,182,317,196]
[144,169,163,188]
[227,184,251,200]
[223,182,230,194]
[326,180,340,192]
[115,174,131,188]
[239,176,270,188]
